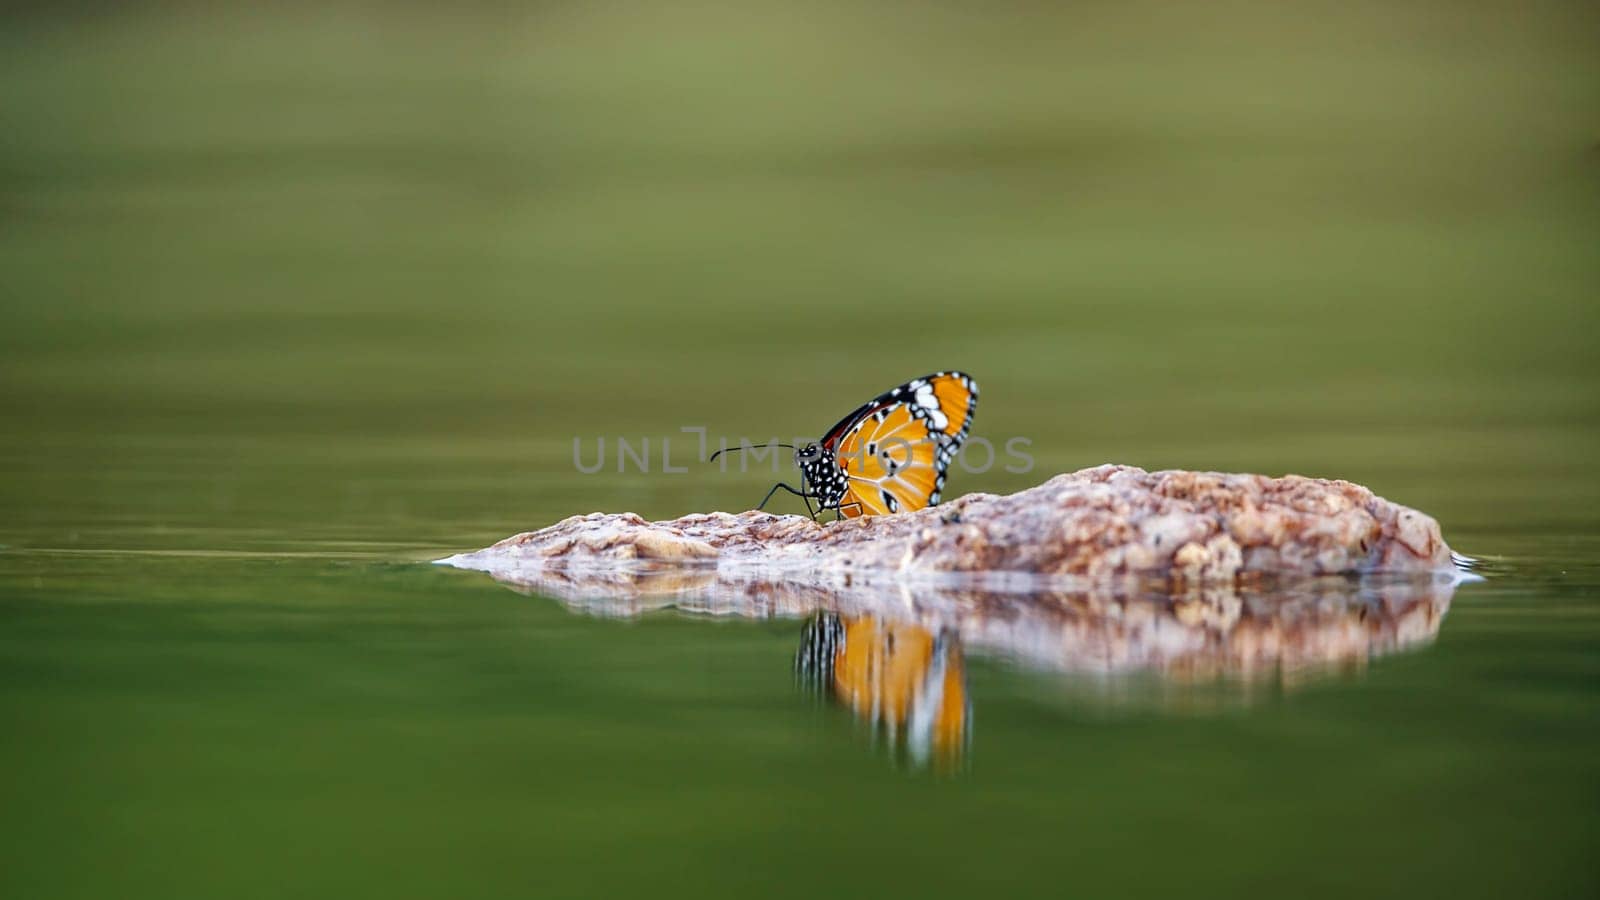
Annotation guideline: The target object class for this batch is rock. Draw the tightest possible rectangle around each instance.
[437,465,1457,583]
[437,465,1471,746]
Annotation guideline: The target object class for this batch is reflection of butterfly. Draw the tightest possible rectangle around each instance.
[796,613,970,770]
[723,371,978,520]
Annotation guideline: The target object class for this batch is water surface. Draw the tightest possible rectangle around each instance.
[3,3,1597,898]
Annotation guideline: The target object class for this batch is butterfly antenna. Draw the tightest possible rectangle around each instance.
[708,443,796,463]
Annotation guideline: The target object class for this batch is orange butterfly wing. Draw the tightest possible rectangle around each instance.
[828,372,978,518]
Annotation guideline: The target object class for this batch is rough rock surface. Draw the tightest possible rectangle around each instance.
[439,465,1456,583]
[440,465,1469,685]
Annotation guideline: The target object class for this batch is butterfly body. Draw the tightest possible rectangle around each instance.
[795,442,851,511]
[777,371,978,520]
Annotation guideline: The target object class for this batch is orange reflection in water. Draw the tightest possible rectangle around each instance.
[797,614,970,771]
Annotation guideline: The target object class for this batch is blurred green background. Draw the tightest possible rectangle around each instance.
[2,2,1597,898]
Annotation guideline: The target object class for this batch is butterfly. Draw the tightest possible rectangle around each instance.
[713,371,978,520]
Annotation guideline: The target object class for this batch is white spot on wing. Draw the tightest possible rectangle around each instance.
[915,384,949,430]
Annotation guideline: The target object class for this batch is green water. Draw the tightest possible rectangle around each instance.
[3,3,1598,897]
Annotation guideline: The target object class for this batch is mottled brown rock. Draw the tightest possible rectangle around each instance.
[439,466,1472,698]
[439,465,1456,583]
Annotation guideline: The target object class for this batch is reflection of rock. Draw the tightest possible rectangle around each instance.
[461,550,1462,767]
[798,615,969,771]
[472,562,1458,684]
[440,466,1455,583]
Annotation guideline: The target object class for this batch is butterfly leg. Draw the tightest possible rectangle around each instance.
[757,482,818,519]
